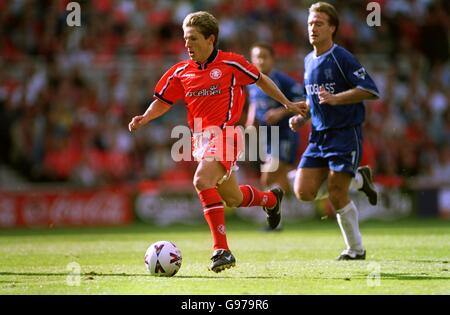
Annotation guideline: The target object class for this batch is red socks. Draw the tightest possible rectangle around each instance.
[239,185,277,208]
[198,185,277,251]
[198,188,228,251]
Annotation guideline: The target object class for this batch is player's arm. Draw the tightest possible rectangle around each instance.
[265,106,293,125]
[128,99,171,132]
[256,73,308,116]
[318,86,378,106]
[289,111,311,131]
[289,97,311,131]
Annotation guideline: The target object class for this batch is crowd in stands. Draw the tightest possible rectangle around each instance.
[0,0,449,189]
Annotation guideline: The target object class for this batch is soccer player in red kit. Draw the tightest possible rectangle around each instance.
[129,11,308,272]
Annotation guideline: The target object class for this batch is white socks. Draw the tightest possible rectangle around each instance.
[336,201,364,252]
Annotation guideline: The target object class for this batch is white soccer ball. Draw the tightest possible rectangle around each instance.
[144,241,182,277]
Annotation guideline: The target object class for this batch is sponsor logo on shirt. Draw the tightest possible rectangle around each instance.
[305,83,336,95]
[182,73,196,78]
[186,85,222,97]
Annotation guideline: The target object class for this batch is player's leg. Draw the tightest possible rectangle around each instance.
[261,133,299,193]
[292,127,377,205]
[293,134,329,201]
[193,159,235,272]
[218,172,283,230]
[327,170,365,260]
[217,172,243,208]
[351,165,378,205]
[326,126,366,260]
[261,159,292,231]
[289,165,377,203]
[293,162,329,202]
[260,159,292,193]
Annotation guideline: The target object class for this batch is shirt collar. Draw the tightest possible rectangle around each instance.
[314,43,336,59]
[196,48,218,70]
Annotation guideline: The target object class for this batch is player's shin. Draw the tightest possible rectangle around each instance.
[198,188,229,251]
[238,185,277,208]
[336,201,364,251]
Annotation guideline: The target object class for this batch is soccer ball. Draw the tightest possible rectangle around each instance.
[144,241,182,277]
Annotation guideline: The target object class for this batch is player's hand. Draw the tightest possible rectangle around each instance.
[128,115,147,132]
[264,108,287,125]
[289,114,310,131]
[318,86,337,105]
[285,100,309,116]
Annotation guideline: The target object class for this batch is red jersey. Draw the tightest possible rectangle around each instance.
[154,49,260,130]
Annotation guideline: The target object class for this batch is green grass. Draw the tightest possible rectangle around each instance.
[0,218,449,294]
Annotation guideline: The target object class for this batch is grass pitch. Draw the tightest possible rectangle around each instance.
[0,218,449,294]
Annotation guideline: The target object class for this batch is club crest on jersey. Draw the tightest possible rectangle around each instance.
[353,67,366,80]
[210,68,222,80]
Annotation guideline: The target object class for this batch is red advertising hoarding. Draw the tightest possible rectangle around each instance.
[0,188,132,228]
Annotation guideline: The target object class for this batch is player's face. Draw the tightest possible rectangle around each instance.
[250,46,274,74]
[307,11,335,46]
[183,26,215,63]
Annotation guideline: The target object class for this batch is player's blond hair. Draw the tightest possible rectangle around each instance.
[183,11,219,47]
[309,2,339,39]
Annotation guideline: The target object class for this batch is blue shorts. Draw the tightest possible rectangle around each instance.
[298,126,362,176]
[265,127,299,165]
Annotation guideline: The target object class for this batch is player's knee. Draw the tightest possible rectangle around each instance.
[193,176,213,191]
[294,189,316,201]
[293,181,316,201]
[222,196,242,208]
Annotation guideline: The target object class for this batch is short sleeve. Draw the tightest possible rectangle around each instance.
[154,64,187,105]
[223,53,261,86]
[337,49,379,97]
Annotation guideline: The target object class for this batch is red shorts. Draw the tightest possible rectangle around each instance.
[192,126,244,173]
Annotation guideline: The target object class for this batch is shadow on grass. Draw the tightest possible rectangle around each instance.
[0,271,145,277]
[379,272,450,281]
[0,271,277,280]
[404,260,449,264]
[176,275,277,279]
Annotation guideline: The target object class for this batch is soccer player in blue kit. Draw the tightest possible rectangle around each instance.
[246,43,304,194]
[290,2,379,260]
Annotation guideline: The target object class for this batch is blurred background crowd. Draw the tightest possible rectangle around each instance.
[0,0,449,190]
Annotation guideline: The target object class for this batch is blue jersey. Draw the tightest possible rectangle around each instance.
[304,44,379,131]
[247,70,304,164]
[247,70,304,130]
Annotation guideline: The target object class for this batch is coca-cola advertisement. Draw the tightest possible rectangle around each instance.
[0,188,132,228]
